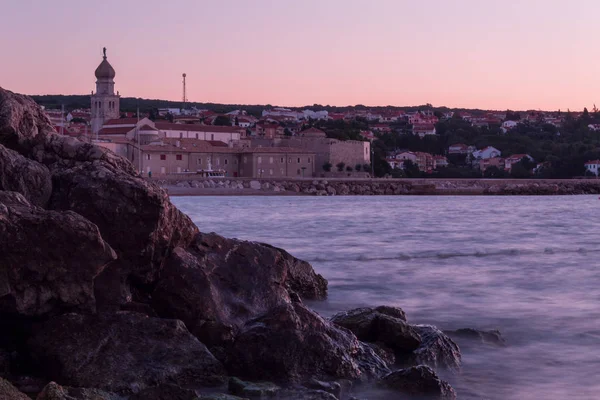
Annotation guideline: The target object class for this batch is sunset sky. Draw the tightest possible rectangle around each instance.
[1,0,598,110]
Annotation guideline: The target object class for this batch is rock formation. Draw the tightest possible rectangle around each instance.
[0,87,458,400]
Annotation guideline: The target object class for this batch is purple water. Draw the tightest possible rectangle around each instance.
[173,195,600,399]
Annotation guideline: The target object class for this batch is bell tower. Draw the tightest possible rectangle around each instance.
[91,47,120,135]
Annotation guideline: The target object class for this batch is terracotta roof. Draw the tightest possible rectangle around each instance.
[98,126,134,135]
[155,122,243,133]
[585,160,600,165]
[138,124,158,131]
[104,118,138,125]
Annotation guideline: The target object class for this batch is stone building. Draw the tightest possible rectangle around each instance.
[123,138,315,178]
[91,48,120,135]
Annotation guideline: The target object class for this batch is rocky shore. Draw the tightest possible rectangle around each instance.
[0,87,502,399]
[159,177,600,196]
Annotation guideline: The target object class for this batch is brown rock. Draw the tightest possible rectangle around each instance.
[28,312,225,393]
[152,232,327,346]
[380,366,456,399]
[0,377,30,400]
[226,302,389,384]
[36,381,120,400]
[0,191,116,316]
[0,144,51,207]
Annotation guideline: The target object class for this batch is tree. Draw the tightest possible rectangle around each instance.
[363,164,371,173]
[583,107,590,120]
[214,115,231,126]
[355,164,362,172]
[322,162,332,172]
[336,162,346,172]
[284,128,292,136]
[483,166,507,178]
[345,166,353,172]
[403,160,421,178]
[165,112,174,122]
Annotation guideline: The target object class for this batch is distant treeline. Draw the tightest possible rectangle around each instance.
[30,94,496,117]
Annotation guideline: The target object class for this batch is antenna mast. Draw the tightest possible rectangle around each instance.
[182,73,187,110]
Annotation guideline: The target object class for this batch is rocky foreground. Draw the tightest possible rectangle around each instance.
[0,87,494,399]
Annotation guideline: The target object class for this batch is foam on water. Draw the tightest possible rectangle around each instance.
[173,195,600,400]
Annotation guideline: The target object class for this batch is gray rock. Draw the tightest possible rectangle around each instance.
[411,325,461,371]
[380,366,456,399]
[444,328,506,347]
[250,180,261,190]
[0,377,29,400]
[129,384,199,400]
[0,144,52,207]
[36,381,124,400]
[0,191,116,316]
[262,182,271,190]
[28,312,225,393]
[228,377,280,398]
[326,186,336,196]
[330,307,421,354]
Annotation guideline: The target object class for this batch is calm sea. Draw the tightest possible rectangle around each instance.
[173,195,600,400]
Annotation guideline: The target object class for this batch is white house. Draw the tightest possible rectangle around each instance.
[412,123,436,138]
[585,159,600,176]
[502,120,519,130]
[448,143,475,155]
[472,146,501,160]
[504,154,534,171]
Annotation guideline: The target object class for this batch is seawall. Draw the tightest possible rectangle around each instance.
[152,176,600,196]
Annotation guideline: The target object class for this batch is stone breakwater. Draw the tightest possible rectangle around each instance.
[160,177,600,196]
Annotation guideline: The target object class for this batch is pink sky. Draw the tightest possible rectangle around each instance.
[1,0,598,110]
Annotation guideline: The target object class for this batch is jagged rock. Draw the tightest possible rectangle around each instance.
[444,328,506,347]
[0,144,51,207]
[0,191,116,316]
[250,181,261,190]
[0,377,29,400]
[380,366,456,399]
[226,302,389,384]
[411,325,461,371]
[306,379,344,399]
[262,182,271,190]
[330,307,421,354]
[28,312,225,393]
[129,384,199,400]
[152,232,327,346]
[316,190,327,196]
[326,186,336,196]
[278,389,338,400]
[228,377,280,398]
[36,381,122,400]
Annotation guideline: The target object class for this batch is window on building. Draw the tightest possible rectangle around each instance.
[216,158,220,166]
[176,154,182,161]
[146,154,151,160]
[195,133,198,139]
[160,166,166,174]
[269,169,273,175]
[258,156,262,164]
[297,157,300,163]
[288,158,292,163]
[225,159,228,165]
[269,157,273,164]
[160,154,166,160]
[280,157,284,163]
[211,134,214,140]
[197,158,201,165]
[308,157,311,163]
[180,133,183,139]
[234,159,238,165]
[243,156,247,163]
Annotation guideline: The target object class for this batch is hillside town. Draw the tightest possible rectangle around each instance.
[39,49,600,179]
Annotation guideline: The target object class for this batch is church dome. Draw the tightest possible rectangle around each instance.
[95,48,115,80]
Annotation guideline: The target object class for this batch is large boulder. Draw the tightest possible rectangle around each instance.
[0,377,29,400]
[411,325,461,371]
[0,144,51,207]
[379,366,456,399]
[152,232,327,346]
[226,302,389,384]
[330,307,421,355]
[49,161,198,286]
[28,312,225,393]
[0,191,116,316]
